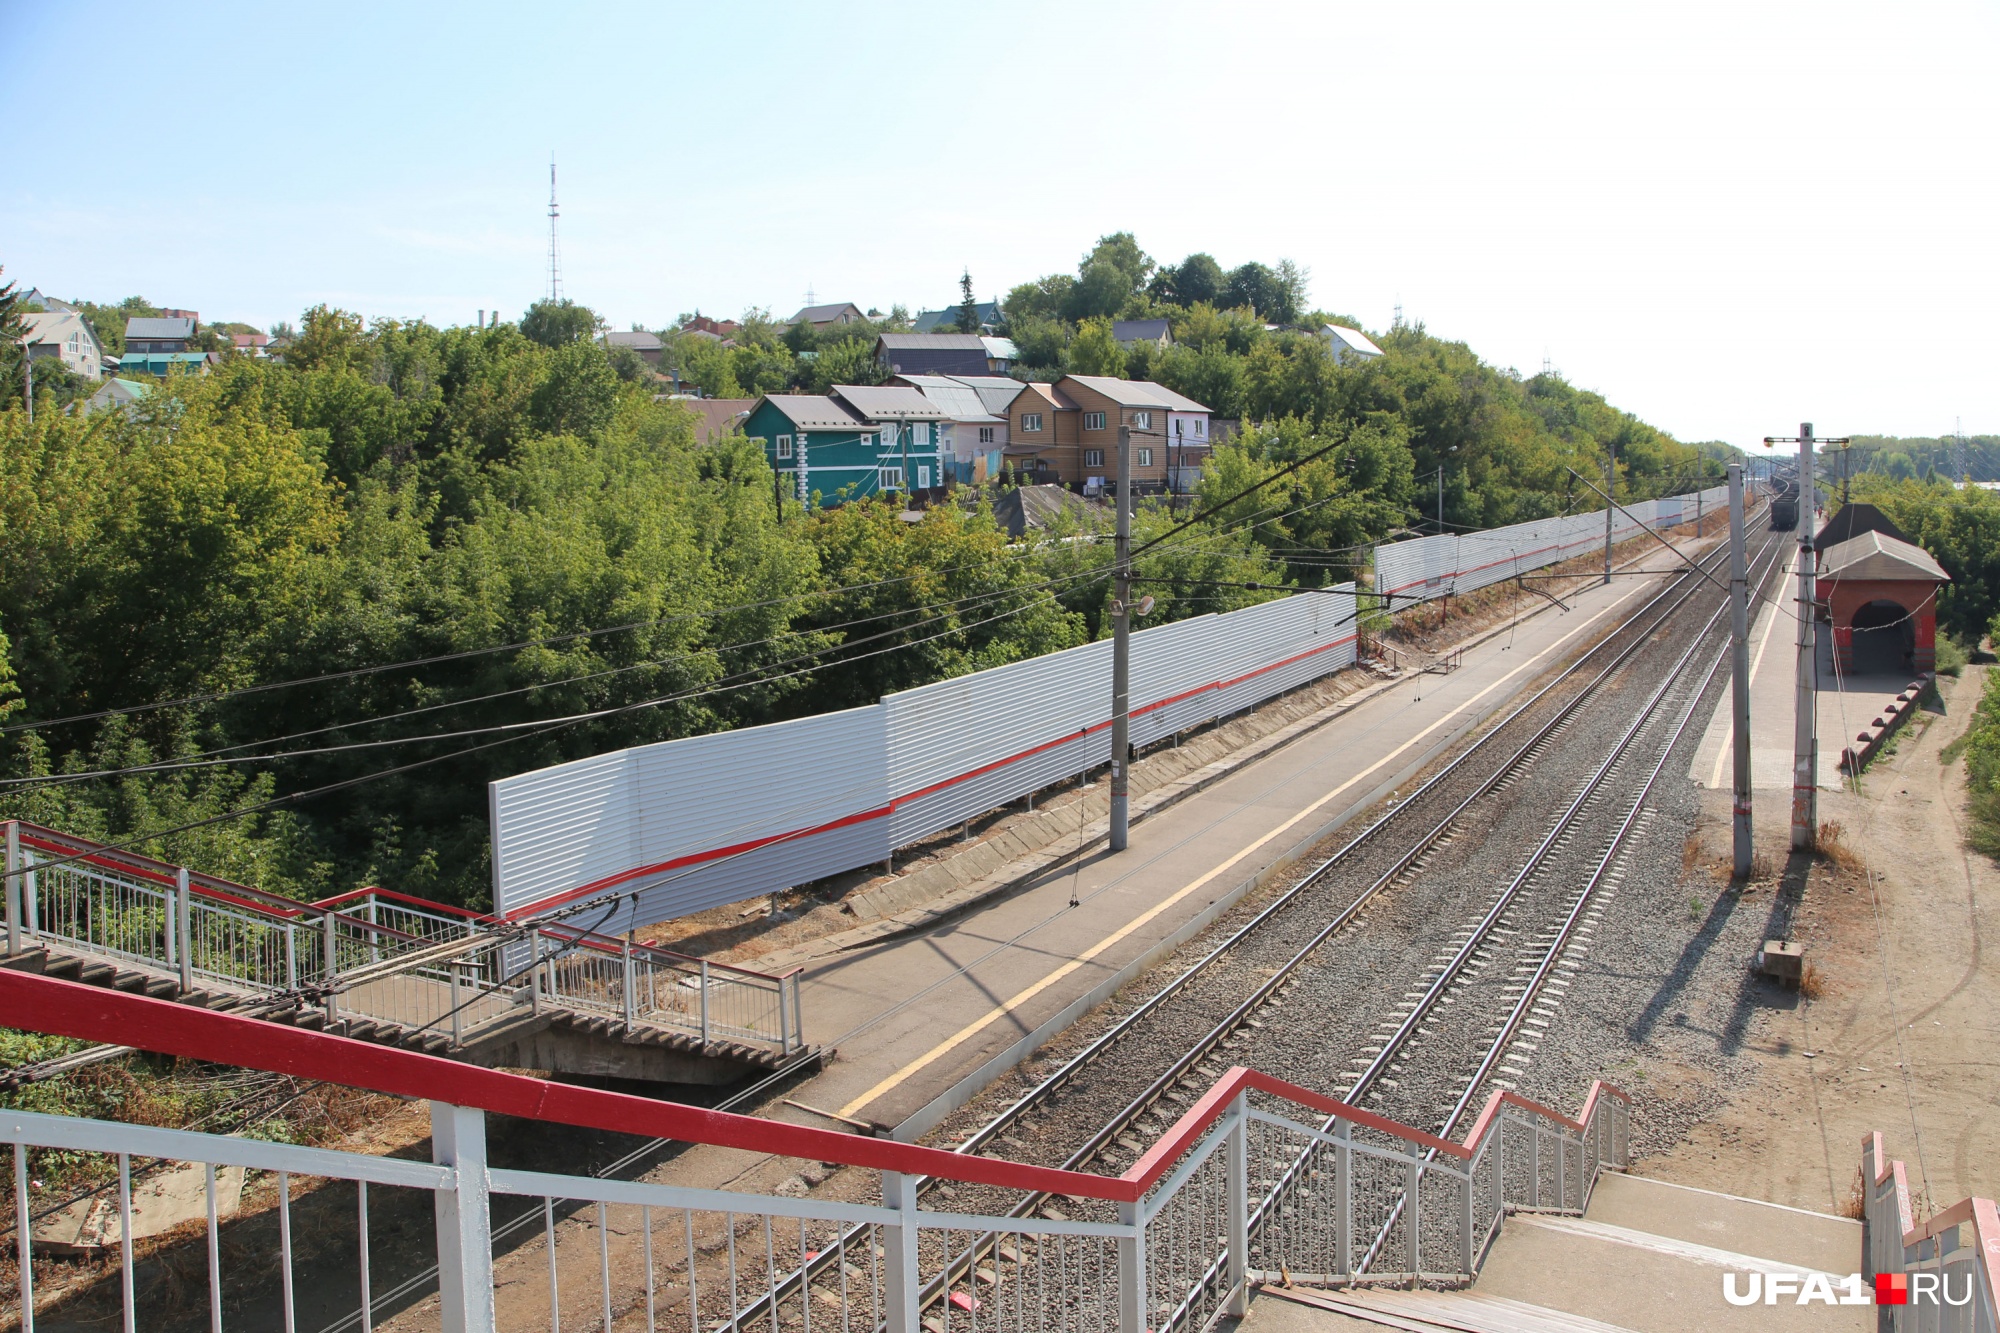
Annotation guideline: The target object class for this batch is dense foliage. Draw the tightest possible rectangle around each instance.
[0,237,1721,909]
[1848,478,2000,644]
[1839,434,2000,484]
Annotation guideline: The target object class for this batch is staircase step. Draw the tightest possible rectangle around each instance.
[1474,1213,1868,1333]
[1582,1173,1860,1274]
[1259,1284,1637,1333]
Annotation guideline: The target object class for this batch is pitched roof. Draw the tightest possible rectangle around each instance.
[990,484,1092,538]
[1060,375,1211,413]
[756,395,866,431]
[946,375,1029,415]
[603,330,662,352]
[788,302,864,325]
[1321,324,1384,357]
[1814,502,1913,553]
[888,377,1003,423]
[125,315,197,340]
[912,302,1001,332]
[1819,530,1949,584]
[1012,381,1080,412]
[832,384,949,421]
[672,397,759,443]
[980,336,1017,360]
[877,333,987,351]
[18,311,94,347]
[1112,318,1171,344]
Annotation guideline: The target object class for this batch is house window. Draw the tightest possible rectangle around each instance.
[978,426,994,444]
[1084,449,1105,467]
[1021,413,1043,433]
[1137,447,1154,467]
[879,466,904,491]
[1133,411,1151,429]
[776,434,794,459]
[1083,411,1107,431]
[915,422,932,447]
[917,464,932,489]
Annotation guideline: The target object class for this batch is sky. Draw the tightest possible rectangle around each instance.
[3,1,1994,447]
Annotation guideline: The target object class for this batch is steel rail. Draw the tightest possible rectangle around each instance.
[1339,527,1788,1278]
[720,517,1769,1329]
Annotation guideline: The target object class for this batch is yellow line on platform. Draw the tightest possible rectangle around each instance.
[835,573,1656,1123]
[1707,545,1794,790]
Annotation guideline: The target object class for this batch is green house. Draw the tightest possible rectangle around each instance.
[745,385,949,508]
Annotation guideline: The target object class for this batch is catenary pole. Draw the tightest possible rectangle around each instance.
[1110,423,1133,851]
[1792,423,1818,851]
[1603,443,1615,583]
[1728,462,1753,876]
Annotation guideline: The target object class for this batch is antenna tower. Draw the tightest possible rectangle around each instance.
[1955,416,1968,486]
[546,157,562,302]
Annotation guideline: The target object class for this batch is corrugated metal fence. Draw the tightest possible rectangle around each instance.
[492,586,1357,930]
[1373,485,1728,607]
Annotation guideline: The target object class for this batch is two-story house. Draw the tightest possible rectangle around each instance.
[1004,376,1213,493]
[124,315,199,353]
[787,302,866,330]
[19,311,105,380]
[744,385,948,507]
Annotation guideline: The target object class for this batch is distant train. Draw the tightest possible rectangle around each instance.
[1766,472,1801,530]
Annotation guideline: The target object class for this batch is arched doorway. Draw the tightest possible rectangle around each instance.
[1849,599,1914,676]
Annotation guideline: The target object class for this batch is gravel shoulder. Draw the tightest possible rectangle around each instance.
[1628,666,2000,1214]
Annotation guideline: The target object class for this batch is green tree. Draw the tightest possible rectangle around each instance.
[529,341,620,437]
[956,269,980,333]
[1224,263,1284,320]
[802,338,885,395]
[520,299,600,348]
[1067,318,1125,376]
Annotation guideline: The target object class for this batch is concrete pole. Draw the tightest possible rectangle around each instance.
[1110,424,1133,851]
[1728,463,1753,876]
[1792,424,1818,851]
[1437,465,1445,534]
[1603,444,1615,584]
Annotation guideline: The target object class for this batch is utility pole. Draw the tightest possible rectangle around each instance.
[22,347,31,425]
[1603,443,1616,584]
[1109,424,1133,852]
[1436,465,1445,535]
[1764,423,1843,851]
[1727,462,1753,877]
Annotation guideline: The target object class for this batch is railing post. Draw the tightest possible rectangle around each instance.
[6,821,21,956]
[882,1172,921,1333]
[430,1102,494,1333]
[324,909,340,1027]
[175,867,192,991]
[528,929,541,1015]
[790,971,805,1054]
[450,964,464,1046]
[1117,1197,1147,1333]
[1405,1142,1422,1277]
[778,975,794,1053]
[286,923,297,989]
[1529,1124,1541,1208]
[1459,1152,1476,1275]
[621,937,635,1031]
[1225,1092,1250,1317]
[699,959,712,1046]
[1335,1118,1353,1277]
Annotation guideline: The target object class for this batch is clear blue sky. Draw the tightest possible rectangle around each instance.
[4,2,1994,446]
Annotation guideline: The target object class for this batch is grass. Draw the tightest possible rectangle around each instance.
[1799,960,1824,1001]
[1817,820,1863,873]
[1935,634,1969,678]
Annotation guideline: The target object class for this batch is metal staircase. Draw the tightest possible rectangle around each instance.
[0,820,807,1084]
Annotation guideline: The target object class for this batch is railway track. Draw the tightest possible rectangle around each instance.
[728,518,1786,1324]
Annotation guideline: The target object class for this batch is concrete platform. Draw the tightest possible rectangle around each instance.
[1578,1173,1862,1275]
[1689,542,1924,791]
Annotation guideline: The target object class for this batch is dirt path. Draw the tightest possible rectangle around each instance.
[1639,666,2000,1214]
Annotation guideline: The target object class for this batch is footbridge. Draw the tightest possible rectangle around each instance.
[0,820,808,1089]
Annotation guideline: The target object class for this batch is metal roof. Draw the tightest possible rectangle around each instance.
[757,395,867,431]
[832,384,949,421]
[980,336,1017,360]
[1061,375,1211,413]
[788,302,864,325]
[946,375,1029,415]
[891,378,1002,423]
[912,302,1000,332]
[603,330,662,351]
[1321,324,1385,357]
[1819,531,1950,584]
[17,311,93,347]
[1112,318,1171,344]
[877,333,987,350]
[125,315,197,340]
